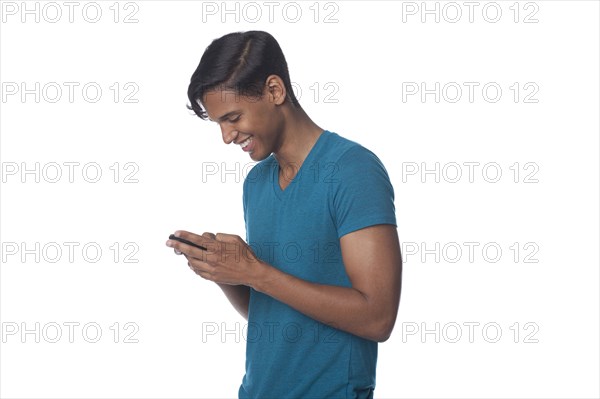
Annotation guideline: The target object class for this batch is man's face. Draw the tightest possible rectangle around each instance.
[201,86,284,162]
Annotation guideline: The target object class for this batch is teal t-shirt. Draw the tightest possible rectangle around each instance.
[238,130,396,399]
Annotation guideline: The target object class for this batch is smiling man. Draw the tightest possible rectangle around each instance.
[167,30,402,399]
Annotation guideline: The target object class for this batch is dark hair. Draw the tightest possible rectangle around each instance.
[186,30,301,120]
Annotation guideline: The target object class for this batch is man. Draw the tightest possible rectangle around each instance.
[166,30,402,398]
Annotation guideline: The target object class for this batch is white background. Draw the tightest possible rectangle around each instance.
[1,1,598,398]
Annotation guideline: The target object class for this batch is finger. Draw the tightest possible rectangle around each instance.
[202,232,216,240]
[183,253,203,262]
[188,261,211,280]
[187,258,216,277]
[174,230,217,252]
[214,233,242,243]
[195,270,214,281]
[168,239,205,259]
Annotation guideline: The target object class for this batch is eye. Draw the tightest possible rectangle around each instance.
[228,115,241,123]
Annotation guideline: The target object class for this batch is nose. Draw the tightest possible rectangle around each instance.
[220,125,238,145]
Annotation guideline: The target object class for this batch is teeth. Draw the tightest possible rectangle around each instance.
[239,137,252,149]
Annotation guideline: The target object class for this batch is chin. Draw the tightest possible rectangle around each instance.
[249,151,269,162]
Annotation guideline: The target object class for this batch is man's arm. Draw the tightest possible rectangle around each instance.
[253,224,402,342]
[216,284,250,320]
[170,225,402,342]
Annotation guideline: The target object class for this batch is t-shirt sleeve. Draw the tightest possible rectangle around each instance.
[332,145,397,239]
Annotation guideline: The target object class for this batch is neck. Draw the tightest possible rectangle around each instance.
[273,106,324,174]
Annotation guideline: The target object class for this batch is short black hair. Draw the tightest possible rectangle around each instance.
[187,30,301,120]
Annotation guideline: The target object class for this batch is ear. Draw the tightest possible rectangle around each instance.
[265,75,286,105]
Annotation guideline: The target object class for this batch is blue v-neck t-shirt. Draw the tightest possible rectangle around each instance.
[238,130,397,399]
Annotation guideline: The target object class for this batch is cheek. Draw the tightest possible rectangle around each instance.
[243,114,274,135]
[242,102,281,136]
[252,102,280,127]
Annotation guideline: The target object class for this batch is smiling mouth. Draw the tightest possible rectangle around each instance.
[239,137,253,152]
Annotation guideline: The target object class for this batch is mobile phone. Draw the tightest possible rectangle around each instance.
[169,234,207,251]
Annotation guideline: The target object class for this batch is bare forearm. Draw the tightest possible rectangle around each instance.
[216,283,250,320]
[252,264,396,342]
[171,228,401,338]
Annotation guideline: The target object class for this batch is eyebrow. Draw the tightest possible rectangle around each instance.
[211,110,241,123]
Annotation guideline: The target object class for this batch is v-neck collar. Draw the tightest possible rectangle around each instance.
[272,130,329,200]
